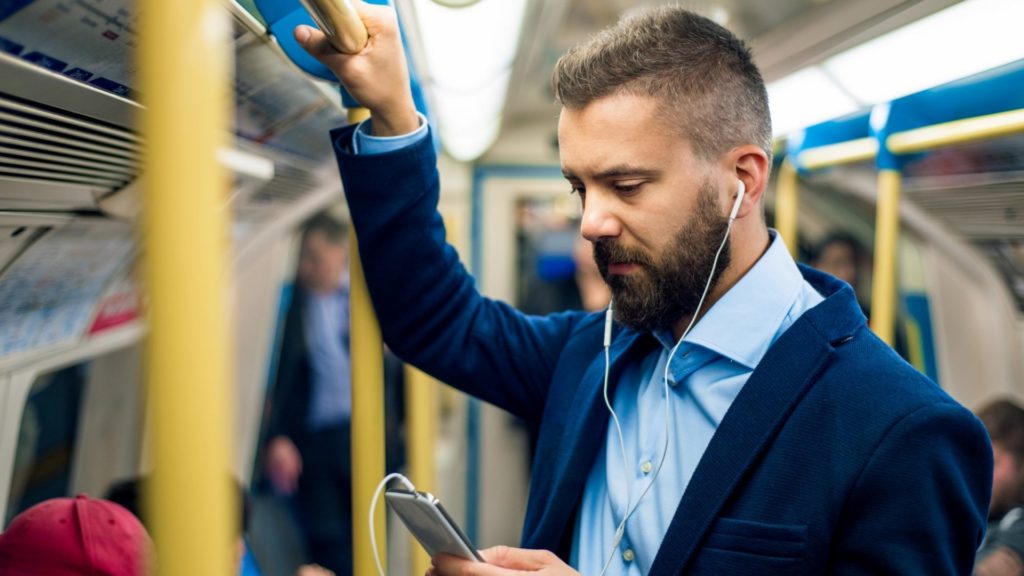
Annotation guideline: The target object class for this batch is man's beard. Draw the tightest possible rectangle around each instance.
[593,181,731,332]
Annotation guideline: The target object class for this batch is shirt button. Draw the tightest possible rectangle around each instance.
[623,549,635,562]
[640,461,653,474]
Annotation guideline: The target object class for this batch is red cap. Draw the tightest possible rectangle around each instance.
[0,495,151,575]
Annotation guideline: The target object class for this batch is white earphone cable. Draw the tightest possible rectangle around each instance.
[599,201,738,572]
[370,472,416,576]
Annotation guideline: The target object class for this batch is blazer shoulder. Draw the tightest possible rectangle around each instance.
[819,324,962,418]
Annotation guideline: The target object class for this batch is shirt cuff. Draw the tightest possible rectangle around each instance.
[352,112,429,155]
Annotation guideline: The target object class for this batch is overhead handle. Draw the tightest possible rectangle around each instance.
[300,0,368,54]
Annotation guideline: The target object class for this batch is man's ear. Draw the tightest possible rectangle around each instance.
[728,145,770,219]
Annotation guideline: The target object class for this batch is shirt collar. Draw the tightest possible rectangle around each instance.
[653,230,803,370]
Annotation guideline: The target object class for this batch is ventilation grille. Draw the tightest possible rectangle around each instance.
[905,177,1024,241]
[249,163,321,204]
[0,93,138,190]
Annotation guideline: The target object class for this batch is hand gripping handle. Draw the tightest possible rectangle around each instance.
[300,0,369,54]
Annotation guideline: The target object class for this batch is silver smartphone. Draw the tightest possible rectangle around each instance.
[384,488,484,562]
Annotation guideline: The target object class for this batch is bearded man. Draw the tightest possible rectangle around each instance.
[296,3,990,575]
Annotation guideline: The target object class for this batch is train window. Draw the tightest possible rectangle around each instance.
[4,363,89,527]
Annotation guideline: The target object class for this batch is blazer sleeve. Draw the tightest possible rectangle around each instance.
[830,402,992,575]
[331,124,584,423]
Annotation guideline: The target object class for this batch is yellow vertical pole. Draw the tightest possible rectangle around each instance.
[775,159,800,258]
[870,169,902,346]
[349,103,387,576]
[140,0,233,574]
[405,365,438,575]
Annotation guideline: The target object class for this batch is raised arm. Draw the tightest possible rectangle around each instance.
[294,3,590,421]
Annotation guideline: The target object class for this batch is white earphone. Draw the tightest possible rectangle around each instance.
[729,179,745,221]
[596,178,745,575]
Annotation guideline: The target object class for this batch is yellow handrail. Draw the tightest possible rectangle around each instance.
[870,170,902,346]
[298,6,384,575]
[774,159,799,258]
[141,0,234,574]
[349,217,388,576]
[797,137,878,171]
[405,365,438,576]
[887,108,1024,154]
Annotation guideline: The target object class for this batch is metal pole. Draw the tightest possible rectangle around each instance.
[775,159,799,258]
[870,169,902,346]
[405,364,438,575]
[141,0,234,574]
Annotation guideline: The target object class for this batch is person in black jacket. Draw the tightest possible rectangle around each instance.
[260,213,404,576]
[262,213,354,576]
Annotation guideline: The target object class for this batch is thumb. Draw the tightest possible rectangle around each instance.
[293,25,340,60]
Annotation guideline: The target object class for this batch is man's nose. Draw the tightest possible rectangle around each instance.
[580,191,622,242]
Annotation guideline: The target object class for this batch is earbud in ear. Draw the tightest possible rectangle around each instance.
[729,180,745,221]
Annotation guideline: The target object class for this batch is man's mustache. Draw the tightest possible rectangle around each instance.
[593,240,653,276]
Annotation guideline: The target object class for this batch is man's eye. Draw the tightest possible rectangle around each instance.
[613,182,642,194]
[569,186,585,196]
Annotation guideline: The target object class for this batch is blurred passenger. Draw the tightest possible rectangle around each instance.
[261,212,354,576]
[812,232,910,360]
[0,494,150,575]
[976,399,1024,576]
[517,210,583,314]
[105,475,257,574]
[812,232,869,311]
[296,3,990,575]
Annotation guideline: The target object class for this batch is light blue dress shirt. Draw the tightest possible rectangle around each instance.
[351,118,825,572]
[571,232,824,575]
[352,113,429,154]
[303,282,352,430]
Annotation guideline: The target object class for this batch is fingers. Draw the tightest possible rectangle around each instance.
[480,546,562,571]
[294,2,397,57]
[431,554,509,576]
[291,3,415,127]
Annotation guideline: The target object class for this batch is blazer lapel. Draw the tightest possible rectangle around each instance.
[649,319,833,575]
[524,329,655,551]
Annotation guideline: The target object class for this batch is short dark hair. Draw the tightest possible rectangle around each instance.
[553,6,772,165]
[301,212,348,246]
[813,232,866,264]
[977,398,1024,463]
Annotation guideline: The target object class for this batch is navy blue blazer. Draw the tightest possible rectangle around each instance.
[331,124,991,575]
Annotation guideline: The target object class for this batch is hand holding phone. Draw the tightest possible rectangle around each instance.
[384,488,483,562]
